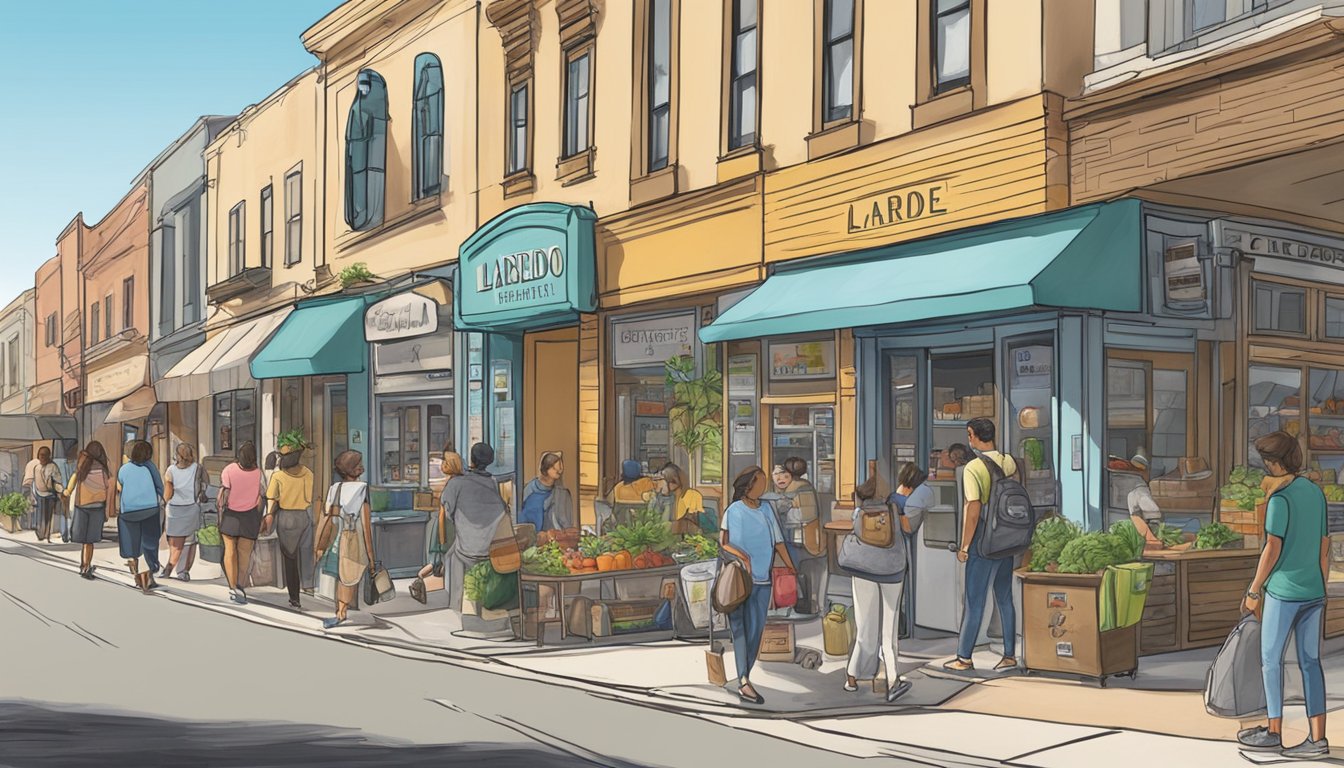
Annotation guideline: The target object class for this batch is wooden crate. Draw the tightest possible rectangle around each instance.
[1183,555,1257,647]
[1139,563,1179,655]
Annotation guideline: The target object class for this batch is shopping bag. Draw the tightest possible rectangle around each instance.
[364,562,396,605]
[711,544,752,613]
[771,566,798,609]
[1205,613,1266,718]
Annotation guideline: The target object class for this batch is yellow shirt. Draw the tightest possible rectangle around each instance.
[613,476,656,504]
[672,489,705,520]
[268,468,314,510]
[963,451,1018,503]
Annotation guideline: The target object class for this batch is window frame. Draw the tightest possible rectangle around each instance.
[1250,276,1309,339]
[931,0,972,94]
[88,302,100,346]
[5,335,18,396]
[821,0,856,126]
[228,201,245,276]
[912,0,985,129]
[344,68,389,232]
[412,52,445,201]
[45,313,56,348]
[647,0,673,173]
[506,77,532,178]
[562,47,593,159]
[212,389,257,455]
[724,0,760,153]
[284,165,303,267]
[104,294,112,341]
[632,0,680,186]
[259,184,274,268]
[122,277,134,332]
[1324,293,1344,341]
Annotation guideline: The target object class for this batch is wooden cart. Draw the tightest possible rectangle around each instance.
[1017,570,1138,687]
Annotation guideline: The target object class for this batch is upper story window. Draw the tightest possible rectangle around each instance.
[563,49,592,158]
[508,81,530,175]
[6,335,18,395]
[647,0,673,172]
[1146,0,1270,54]
[88,302,100,346]
[727,0,758,150]
[412,53,444,200]
[345,69,388,232]
[228,201,245,276]
[1253,279,1307,336]
[44,313,56,348]
[122,277,134,331]
[158,219,176,336]
[933,0,971,92]
[285,166,303,266]
[104,294,112,340]
[822,0,855,123]
[260,185,274,268]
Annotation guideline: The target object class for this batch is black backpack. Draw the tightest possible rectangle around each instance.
[974,452,1038,559]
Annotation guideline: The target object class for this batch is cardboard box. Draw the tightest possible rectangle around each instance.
[960,395,994,418]
[758,622,796,662]
[933,387,957,410]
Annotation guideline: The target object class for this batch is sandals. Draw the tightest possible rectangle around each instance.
[409,577,428,604]
[942,657,974,672]
[994,657,1018,671]
[737,685,765,705]
[136,572,154,594]
[322,617,348,630]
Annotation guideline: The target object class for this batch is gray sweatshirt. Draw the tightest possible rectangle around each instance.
[442,470,509,558]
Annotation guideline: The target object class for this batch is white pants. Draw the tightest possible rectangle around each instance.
[846,577,904,684]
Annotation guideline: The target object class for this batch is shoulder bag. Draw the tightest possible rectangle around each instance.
[838,503,907,579]
[488,512,522,574]
[712,543,753,613]
[857,506,895,548]
[365,561,396,605]
[316,482,343,555]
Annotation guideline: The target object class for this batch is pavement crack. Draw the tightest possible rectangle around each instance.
[71,622,118,649]
[0,588,52,627]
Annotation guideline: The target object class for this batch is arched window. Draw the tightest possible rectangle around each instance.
[345,69,388,231]
[412,53,444,200]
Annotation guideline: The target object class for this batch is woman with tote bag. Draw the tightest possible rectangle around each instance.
[66,441,114,580]
[317,451,377,629]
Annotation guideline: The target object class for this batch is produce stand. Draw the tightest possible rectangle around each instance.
[1138,547,1260,653]
[1017,569,1138,686]
[519,564,686,647]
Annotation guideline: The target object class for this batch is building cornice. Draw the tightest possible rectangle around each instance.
[302,0,446,62]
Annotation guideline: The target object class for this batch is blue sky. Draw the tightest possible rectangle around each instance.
[0,0,340,308]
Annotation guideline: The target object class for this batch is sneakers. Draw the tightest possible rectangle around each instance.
[1281,738,1329,760]
[1237,726,1282,752]
[886,680,913,703]
[176,572,191,582]
[230,590,248,606]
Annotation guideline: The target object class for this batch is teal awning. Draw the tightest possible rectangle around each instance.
[700,200,1141,343]
[250,296,369,379]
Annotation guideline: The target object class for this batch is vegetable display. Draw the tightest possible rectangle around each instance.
[1194,522,1241,550]
[1108,520,1146,562]
[521,542,568,576]
[609,509,676,556]
[1028,516,1081,572]
[1152,522,1187,548]
[1221,466,1267,511]
[1057,532,1132,574]
[523,526,710,576]
[674,533,719,561]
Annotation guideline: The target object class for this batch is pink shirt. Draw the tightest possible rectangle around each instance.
[220,463,263,512]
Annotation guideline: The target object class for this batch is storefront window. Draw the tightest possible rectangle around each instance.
[1247,365,1303,469]
[279,378,304,435]
[888,353,919,481]
[611,311,707,482]
[695,345,724,485]
[213,390,256,455]
[770,405,834,497]
[930,350,993,444]
[1105,354,1198,527]
[1253,280,1306,335]
[1307,369,1344,488]
[615,366,673,474]
[1004,337,1056,510]
[1326,297,1344,339]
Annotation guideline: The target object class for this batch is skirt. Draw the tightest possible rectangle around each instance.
[70,504,106,544]
[165,502,202,539]
[220,506,262,540]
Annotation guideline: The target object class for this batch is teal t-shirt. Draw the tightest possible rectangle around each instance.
[1264,477,1328,602]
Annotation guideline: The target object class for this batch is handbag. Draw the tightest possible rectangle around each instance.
[857,507,895,548]
[711,543,752,613]
[488,514,522,574]
[771,566,798,609]
[315,482,343,556]
[365,561,396,605]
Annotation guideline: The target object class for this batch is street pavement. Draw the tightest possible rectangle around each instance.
[0,539,923,768]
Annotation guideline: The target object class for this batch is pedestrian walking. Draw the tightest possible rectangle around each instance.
[161,443,206,581]
[317,450,376,629]
[115,440,164,593]
[65,441,113,580]
[1238,431,1330,759]
[218,442,264,606]
[842,464,930,702]
[944,417,1019,673]
[721,466,797,705]
[441,442,508,612]
[410,449,463,604]
[30,446,64,543]
[264,444,315,609]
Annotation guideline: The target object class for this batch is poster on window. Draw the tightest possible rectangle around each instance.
[728,355,756,395]
[375,331,453,376]
[768,340,835,380]
[1013,345,1054,390]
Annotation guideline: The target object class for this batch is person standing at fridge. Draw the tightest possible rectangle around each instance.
[944,417,1019,674]
[1238,431,1330,759]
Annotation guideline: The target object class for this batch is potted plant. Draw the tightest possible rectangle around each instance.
[0,492,26,533]
[337,262,377,290]
[664,354,723,487]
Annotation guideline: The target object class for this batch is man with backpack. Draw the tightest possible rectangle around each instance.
[944,417,1031,673]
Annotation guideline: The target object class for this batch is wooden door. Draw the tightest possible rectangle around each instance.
[525,329,580,522]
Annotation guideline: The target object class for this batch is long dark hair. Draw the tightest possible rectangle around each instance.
[237,441,258,471]
[731,466,764,503]
[130,440,153,465]
[77,441,110,484]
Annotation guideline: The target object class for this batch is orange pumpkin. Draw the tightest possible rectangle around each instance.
[612,550,633,571]
[596,554,616,572]
[633,552,652,569]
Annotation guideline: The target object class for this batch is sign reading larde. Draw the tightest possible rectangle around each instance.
[365,293,439,341]
[847,181,951,234]
[611,313,696,368]
[87,354,149,404]
[456,203,597,331]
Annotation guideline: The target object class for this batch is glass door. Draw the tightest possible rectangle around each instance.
[1003,335,1057,515]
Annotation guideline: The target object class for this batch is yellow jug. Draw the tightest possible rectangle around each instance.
[823,604,854,656]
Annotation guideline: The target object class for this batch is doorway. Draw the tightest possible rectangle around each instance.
[525,328,580,524]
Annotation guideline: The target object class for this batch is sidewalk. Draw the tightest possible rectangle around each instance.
[7,528,1344,766]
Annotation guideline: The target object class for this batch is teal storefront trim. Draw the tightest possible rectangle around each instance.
[699,200,1142,343]
[250,295,370,379]
[454,203,597,332]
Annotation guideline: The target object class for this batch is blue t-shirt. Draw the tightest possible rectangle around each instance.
[118,461,163,512]
[519,484,551,532]
[722,499,784,584]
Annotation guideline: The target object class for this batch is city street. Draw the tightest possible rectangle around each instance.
[0,541,920,768]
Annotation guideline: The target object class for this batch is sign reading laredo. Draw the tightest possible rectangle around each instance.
[456,203,597,331]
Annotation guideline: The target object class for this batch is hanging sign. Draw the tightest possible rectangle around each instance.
[365,293,439,341]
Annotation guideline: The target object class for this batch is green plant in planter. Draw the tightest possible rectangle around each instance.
[0,492,27,518]
[664,354,723,485]
[278,429,310,453]
[337,262,376,288]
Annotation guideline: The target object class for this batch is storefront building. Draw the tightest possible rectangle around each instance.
[0,289,37,491]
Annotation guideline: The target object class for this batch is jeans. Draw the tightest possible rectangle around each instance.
[957,548,1016,661]
[117,510,162,573]
[729,583,773,682]
[1261,595,1327,720]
